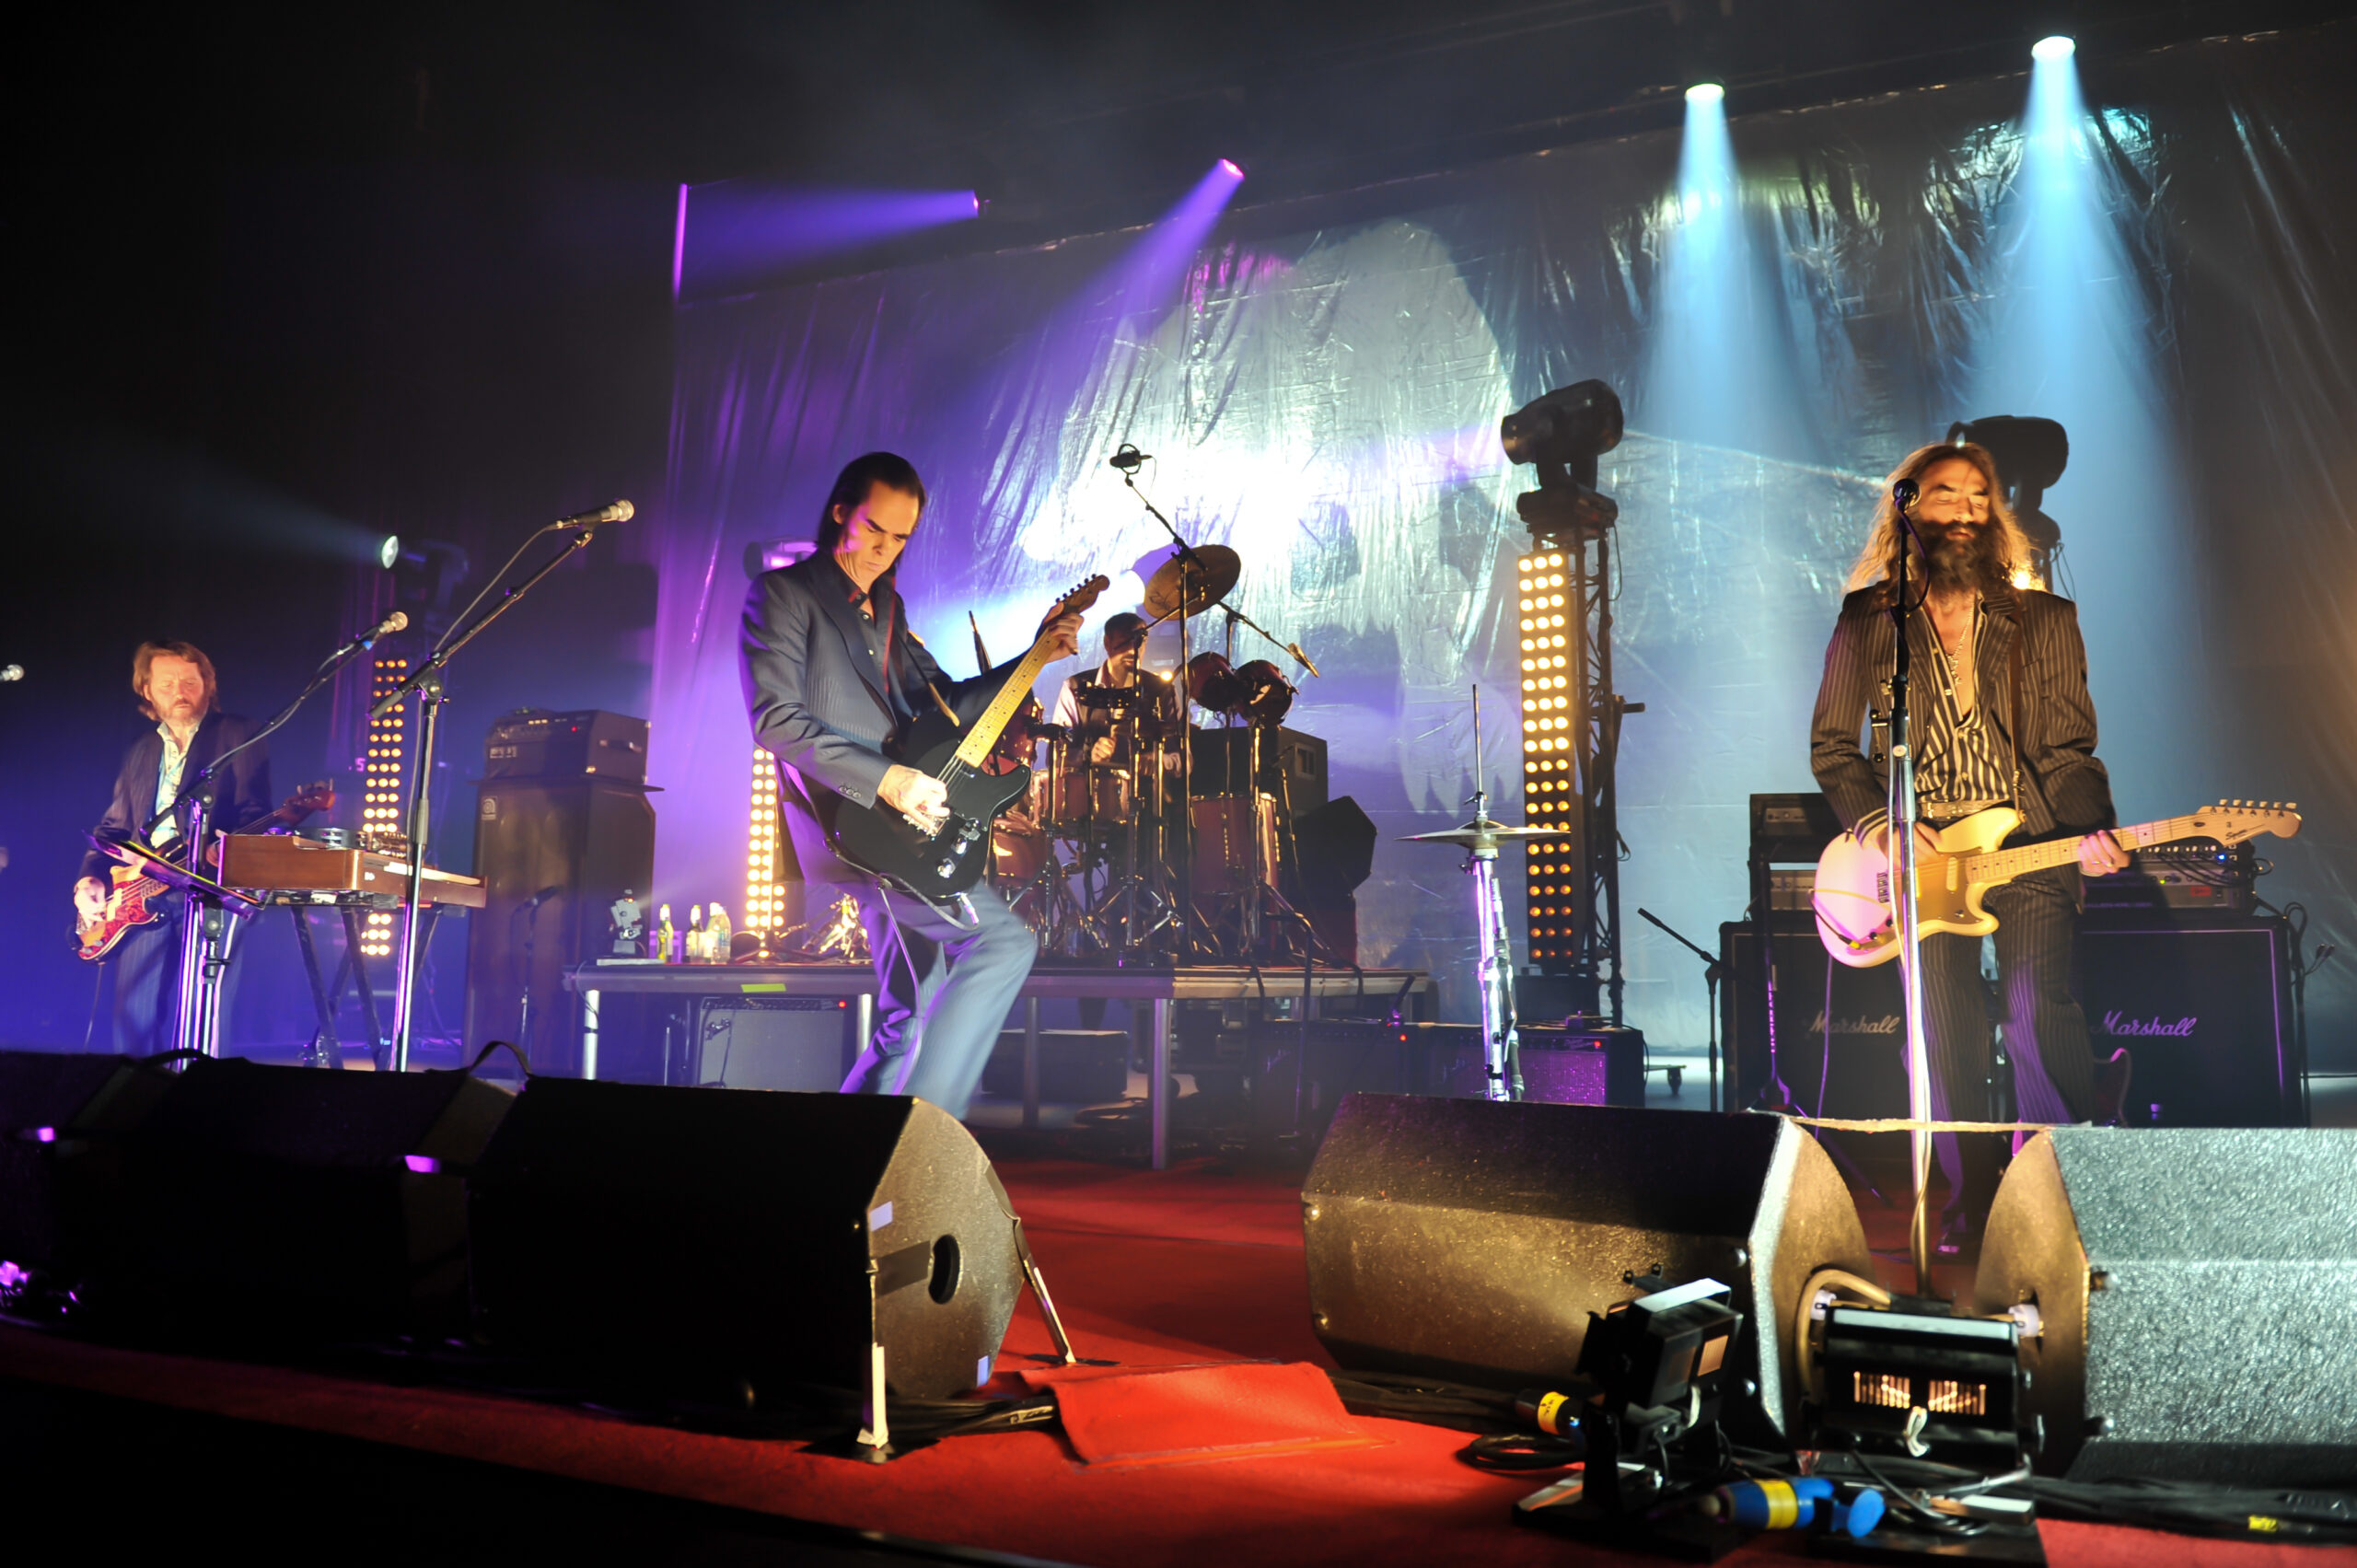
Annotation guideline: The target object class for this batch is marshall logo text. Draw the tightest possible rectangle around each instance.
[1808,1011,1902,1038]
[2102,1011,2198,1038]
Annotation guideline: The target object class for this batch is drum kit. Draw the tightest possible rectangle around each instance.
[982,540,1330,965]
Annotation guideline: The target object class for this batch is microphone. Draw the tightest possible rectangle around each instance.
[1284,642,1322,679]
[1108,445,1149,473]
[556,499,634,529]
[1892,478,1919,514]
[329,610,409,668]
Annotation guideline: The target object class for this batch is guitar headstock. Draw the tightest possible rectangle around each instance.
[288,780,337,817]
[2196,799,2302,843]
[1053,575,1112,619]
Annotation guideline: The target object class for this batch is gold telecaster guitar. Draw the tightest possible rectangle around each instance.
[1813,799,2301,968]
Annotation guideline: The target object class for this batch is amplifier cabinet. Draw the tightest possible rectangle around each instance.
[465,777,656,1076]
[679,995,854,1092]
[2076,917,2299,1127]
[1722,916,2301,1140]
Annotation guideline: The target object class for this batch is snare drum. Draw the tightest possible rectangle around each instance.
[1189,792,1279,898]
[991,819,1050,889]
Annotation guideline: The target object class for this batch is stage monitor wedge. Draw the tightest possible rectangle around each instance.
[1974,1127,2357,1485]
[466,1080,1022,1400]
[1303,1095,1871,1439]
[43,1056,513,1337]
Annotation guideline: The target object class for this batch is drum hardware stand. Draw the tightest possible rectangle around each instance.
[1400,687,1565,1102]
[1116,460,1206,963]
[374,513,610,1070]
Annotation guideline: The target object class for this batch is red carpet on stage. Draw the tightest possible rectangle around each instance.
[0,1155,2340,1566]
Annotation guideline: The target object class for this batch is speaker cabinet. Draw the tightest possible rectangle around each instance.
[1975,1127,2357,1483]
[2074,917,2298,1126]
[1722,920,1910,1185]
[467,1080,1022,1400]
[1303,1095,1872,1438]
[465,775,656,1074]
[0,1052,161,1282]
[49,1057,512,1336]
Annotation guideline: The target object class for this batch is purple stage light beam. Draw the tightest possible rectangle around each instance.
[678,182,982,298]
[1093,157,1248,326]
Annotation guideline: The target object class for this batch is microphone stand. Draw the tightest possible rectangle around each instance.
[1637,908,1724,1112]
[374,524,602,1071]
[1886,493,1936,1295]
[1120,468,1204,962]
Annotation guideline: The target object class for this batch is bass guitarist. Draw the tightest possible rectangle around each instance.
[73,640,272,1053]
[743,452,1081,1116]
[1808,442,2129,1256]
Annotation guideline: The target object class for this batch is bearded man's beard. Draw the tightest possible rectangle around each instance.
[1922,522,2005,593]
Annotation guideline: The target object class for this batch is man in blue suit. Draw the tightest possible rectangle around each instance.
[743,452,1080,1116]
[75,641,273,1053]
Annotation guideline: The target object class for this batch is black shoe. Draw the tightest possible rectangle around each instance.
[2092,1048,2133,1126]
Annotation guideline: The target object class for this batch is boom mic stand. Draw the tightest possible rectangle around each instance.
[372,514,614,1071]
[1885,480,1936,1295]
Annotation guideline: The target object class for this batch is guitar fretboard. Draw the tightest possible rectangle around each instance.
[951,639,1063,771]
[1961,812,2216,884]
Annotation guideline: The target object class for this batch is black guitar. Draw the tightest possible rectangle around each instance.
[831,575,1109,910]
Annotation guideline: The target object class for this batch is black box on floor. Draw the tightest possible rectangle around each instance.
[1247,1020,1480,1139]
[983,1029,1131,1103]
[685,995,853,1091]
[1509,1024,1646,1108]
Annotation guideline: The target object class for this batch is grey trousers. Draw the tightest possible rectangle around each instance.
[840,879,1037,1119]
[1916,868,2096,1221]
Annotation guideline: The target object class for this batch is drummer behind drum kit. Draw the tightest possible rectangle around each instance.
[982,536,1336,965]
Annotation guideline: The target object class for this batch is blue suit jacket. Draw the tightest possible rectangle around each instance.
[81,712,273,881]
[741,553,1029,888]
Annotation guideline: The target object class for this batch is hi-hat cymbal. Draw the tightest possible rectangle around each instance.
[1142,545,1240,621]
[1400,817,1572,852]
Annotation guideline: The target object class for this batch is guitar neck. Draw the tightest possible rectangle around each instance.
[1963,813,2200,884]
[950,640,1061,771]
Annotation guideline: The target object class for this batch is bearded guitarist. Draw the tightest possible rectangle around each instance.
[743,452,1082,1118]
[73,640,273,1054]
[1808,442,2131,1257]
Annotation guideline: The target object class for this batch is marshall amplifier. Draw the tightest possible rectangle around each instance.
[1723,918,1911,1187]
[2075,915,2299,1127]
[484,708,649,782]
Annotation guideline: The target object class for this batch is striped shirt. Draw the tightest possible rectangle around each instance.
[1913,600,2014,813]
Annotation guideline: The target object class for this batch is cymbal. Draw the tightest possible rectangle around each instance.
[1400,817,1572,853]
[1142,545,1240,621]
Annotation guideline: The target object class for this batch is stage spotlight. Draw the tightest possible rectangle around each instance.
[1685,81,1724,106]
[1217,157,1247,180]
[2032,34,2075,62]
[1502,380,1624,538]
[377,534,401,571]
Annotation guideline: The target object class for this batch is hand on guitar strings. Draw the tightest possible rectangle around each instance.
[2076,830,2131,877]
[880,764,951,834]
[1037,610,1083,661]
[74,876,109,920]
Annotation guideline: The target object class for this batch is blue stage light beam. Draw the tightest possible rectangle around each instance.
[1968,41,2214,815]
[676,181,981,299]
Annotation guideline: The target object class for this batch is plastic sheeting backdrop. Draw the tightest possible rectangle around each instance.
[650,26,2355,1062]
